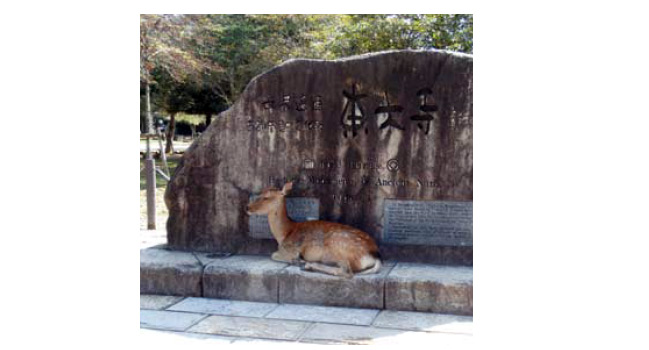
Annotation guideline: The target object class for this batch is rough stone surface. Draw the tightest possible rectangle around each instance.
[187,315,311,341]
[266,303,379,326]
[140,310,207,331]
[140,247,203,296]
[167,297,278,317]
[165,50,473,264]
[140,295,185,310]
[372,310,473,334]
[202,255,288,302]
[278,261,395,309]
[385,263,473,315]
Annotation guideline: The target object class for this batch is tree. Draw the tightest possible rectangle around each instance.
[160,81,194,153]
[327,15,473,57]
[190,15,339,105]
[190,14,472,107]
[140,14,220,134]
[141,14,222,157]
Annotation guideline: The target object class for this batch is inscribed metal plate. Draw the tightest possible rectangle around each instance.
[248,197,320,239]
[383,200,472,246]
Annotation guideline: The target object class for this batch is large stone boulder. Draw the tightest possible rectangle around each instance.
[165,50,472,264]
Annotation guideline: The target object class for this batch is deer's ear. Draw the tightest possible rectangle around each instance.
[281,181,293,195]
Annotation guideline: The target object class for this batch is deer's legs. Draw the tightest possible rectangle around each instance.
[303,261,353,279]
[271,250,302,266]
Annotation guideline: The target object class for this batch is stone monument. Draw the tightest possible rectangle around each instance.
[165,50,472,265]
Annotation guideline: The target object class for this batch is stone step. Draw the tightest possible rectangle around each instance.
[140,246,473,316]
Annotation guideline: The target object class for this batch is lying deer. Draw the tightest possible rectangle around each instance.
[246,182,382,278]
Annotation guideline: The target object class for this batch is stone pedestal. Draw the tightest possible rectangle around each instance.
[140,250,473,315]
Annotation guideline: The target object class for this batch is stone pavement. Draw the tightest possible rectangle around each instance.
[140,229,167,249]
[140,294,473,345]
[140,142,191,154]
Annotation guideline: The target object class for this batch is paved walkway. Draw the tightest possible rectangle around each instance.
[140,142,191,153]
[140,295,473,345]
[140,229,167,249]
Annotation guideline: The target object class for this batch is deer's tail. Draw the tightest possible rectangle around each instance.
[356,257,382,275]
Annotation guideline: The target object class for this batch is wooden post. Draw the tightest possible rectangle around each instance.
[145,157,156,230]
[144,82,157,230]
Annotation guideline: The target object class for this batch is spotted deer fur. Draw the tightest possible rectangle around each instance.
[246,182,382,278]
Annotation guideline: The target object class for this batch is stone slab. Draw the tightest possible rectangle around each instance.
[187,315,311,341]
[266,303,380,326]
[140,328,236,344]
[278,261,395,309]
[140,295,185,310]
[192,251,234,266]
[385,263,473,315]
[383,199,472,246]
[140,310,207,331]
[300,323,471,345]
[203,255,288,302]
[231,338,300,344]
[299,323,407,345]
[167,297,278,317]
[140,247,203,296]
[372,310,473,334]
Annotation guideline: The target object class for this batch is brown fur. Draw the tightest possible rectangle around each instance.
[246,182,381,277]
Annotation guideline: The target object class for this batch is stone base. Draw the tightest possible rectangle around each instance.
[140,247,203,296]
[203,255,288,302]
[278,262,395,309]
[385,263,473,315]
[140,247,473,315]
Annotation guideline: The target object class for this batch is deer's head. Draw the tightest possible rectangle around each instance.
[246,182,293,215]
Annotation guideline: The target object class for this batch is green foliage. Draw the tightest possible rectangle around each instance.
[175,113,206,126]
[329,15,473,56]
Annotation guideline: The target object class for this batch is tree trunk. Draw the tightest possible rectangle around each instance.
[165,112,177,154]
[206,113,212,126]
[146,83,154,135]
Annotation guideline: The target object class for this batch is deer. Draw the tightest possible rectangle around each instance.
[246,182,382,278]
